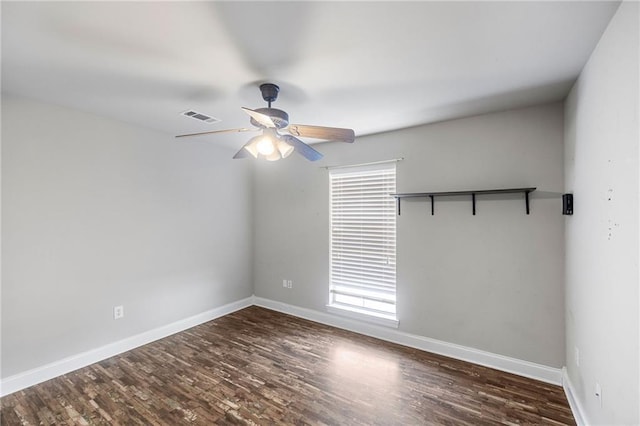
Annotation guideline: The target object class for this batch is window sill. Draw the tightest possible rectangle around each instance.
[326,304,399,329]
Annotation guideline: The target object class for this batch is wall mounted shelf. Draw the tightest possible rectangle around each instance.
[391,187,536,215]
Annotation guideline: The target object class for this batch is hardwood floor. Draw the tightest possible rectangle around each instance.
[1,306,575,425]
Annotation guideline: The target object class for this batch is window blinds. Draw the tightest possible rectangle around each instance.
[329,164,397,317]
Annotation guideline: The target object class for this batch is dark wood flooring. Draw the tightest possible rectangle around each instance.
[1,306,575,425]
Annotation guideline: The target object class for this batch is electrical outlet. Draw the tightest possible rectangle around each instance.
[575,347,580,367]
[113,305,124,320]
[287,280,293,289]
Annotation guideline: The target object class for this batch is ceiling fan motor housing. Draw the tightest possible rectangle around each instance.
[251,108,289,129]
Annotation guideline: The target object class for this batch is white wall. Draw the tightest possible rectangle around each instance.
[1,94,254,378]
[564,2,639,425]
[253,102,565,368]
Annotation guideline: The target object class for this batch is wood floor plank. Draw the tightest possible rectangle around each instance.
[1,306,575,425]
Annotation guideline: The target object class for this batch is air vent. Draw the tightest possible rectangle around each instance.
[181,110,220,124]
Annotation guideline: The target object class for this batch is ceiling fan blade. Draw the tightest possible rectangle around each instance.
[241,107,276,128]
[287,124,355,143]
[233,142,252,159]
[281,135,324,161]
[175,128,256,138]
[233,148,249,159]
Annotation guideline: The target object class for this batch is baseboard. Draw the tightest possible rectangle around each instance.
[1,295,563,397]
[0,296,254,397]
[253,296,563,386]
[562,367,588,426]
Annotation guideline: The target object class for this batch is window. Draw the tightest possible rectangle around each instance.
[329,164,397,325]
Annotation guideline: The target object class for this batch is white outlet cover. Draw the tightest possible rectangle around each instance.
[113,305,124,319]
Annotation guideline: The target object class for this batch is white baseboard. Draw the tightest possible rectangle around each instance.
[562,367,588,426]
[253,296,563,386]
[0,297,253,397]
[1,295,564,398]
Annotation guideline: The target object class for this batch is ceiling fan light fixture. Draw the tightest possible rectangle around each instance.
[253,127,282,157]
[277,140,294,158]
[256,137,276,156]
[243,135,261,158]
[265,150,282,161]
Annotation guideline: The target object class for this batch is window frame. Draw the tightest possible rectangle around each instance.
[328,163,398,328]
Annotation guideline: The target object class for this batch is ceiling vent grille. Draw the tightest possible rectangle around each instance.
[181,110,220,124]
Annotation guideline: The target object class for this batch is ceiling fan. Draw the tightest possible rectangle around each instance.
[176,83,355,161]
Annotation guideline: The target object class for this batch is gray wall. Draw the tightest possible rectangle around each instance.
[254,103,565,368]
[1,94,254,378]
[564,2,639,424]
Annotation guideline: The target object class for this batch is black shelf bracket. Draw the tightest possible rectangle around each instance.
[391,187,536,216]
[472,193,476,215]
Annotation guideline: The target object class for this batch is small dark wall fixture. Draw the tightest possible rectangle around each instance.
[562,193,573,215]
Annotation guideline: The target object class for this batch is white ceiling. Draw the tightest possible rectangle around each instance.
[2,1,620,148]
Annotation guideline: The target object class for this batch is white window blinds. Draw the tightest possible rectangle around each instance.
[329,164,397,318]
